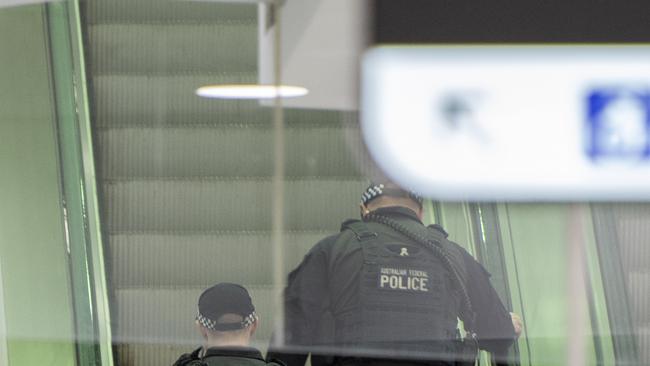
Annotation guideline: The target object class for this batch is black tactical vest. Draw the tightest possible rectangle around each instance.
[331,219,461,350]
[201,356,283,366]
[174,347,285,366]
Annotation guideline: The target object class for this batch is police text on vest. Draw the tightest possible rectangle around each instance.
[379,267,429,292]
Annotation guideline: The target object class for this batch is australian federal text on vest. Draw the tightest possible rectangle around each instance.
[378,267,429,292]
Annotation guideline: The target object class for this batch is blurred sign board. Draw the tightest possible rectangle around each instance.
[362,46,650,200]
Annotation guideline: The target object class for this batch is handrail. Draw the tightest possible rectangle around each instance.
[590,204,640,365]
[47,1,114,365]
[65,1,114,364]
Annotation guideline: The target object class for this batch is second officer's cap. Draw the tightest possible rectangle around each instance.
[196,283,257,332]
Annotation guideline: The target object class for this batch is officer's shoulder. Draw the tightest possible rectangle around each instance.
[428,224,471,252]
[286,234,339,281]
[173,347,202,366]
[444,241,492,278]
[309,232,341,253]
[288,233,339,271]
[334,218,378,246]
[339,218,364,232]
[428,224,489,269]
[428,223,449,238]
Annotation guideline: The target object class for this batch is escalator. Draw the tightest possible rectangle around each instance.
[613,205,650,364]
[81,1,368,364]
[593,204,650,365]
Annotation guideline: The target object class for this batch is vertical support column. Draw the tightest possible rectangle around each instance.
[567,203,587,366]
[269,0,286,345]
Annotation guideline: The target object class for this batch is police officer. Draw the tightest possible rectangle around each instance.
[174,283,284,366]
[267,182,520,366]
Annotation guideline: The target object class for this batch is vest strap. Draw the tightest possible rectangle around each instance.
[173,347,203,366]
[343,221,377,241]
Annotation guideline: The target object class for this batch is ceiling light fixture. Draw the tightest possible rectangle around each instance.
[196,84,308,99]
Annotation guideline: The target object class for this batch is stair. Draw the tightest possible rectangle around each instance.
[82,1,369,365]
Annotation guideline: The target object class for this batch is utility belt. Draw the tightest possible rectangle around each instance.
[332,338,477,366]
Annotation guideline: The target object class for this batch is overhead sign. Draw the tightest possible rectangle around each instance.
[362,46,650,200]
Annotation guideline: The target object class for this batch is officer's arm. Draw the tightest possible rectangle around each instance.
[462,253,517,358]
[285,244,331,344]
[267,240,333,366]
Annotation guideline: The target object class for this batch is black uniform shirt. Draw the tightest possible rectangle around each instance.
[269,206,516,365]
[175,346,278,366]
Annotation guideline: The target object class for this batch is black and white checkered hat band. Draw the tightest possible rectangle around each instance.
[196,311,257,331]
[361,184,423,207]
[361,184,385,205]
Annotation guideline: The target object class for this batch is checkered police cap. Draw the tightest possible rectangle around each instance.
[196,283,257,332]
[361,181,423,208]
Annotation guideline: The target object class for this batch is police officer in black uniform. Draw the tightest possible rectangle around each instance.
[174,283,284,366]
[267,182,519,366]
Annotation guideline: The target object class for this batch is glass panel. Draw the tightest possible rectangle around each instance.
[469,204,512,307]
[0,4,78,365]
[469,203,520,365]
[80,1,303,365]
[269,2,521,364]
[47,1,108,364]
[4,1,644,366]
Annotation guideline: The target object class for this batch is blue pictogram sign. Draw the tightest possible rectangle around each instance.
[587,89,650,161]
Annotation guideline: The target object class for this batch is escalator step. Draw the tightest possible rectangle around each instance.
[108,231,329,288]
[103,178,366,232]
[92,73,264,127]
[86,0,256,25]
[88,23,256,75]
[98,126,367,178]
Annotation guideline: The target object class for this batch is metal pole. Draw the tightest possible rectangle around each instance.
[271,0,286,346]
[567,203,587,366]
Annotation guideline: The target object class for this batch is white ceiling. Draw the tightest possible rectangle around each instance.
[0,0,59,8]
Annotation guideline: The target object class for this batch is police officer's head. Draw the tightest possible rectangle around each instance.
[360,181,424,219]
[195,283,259,347]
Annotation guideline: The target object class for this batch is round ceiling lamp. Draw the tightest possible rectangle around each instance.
[196,84,308,99]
